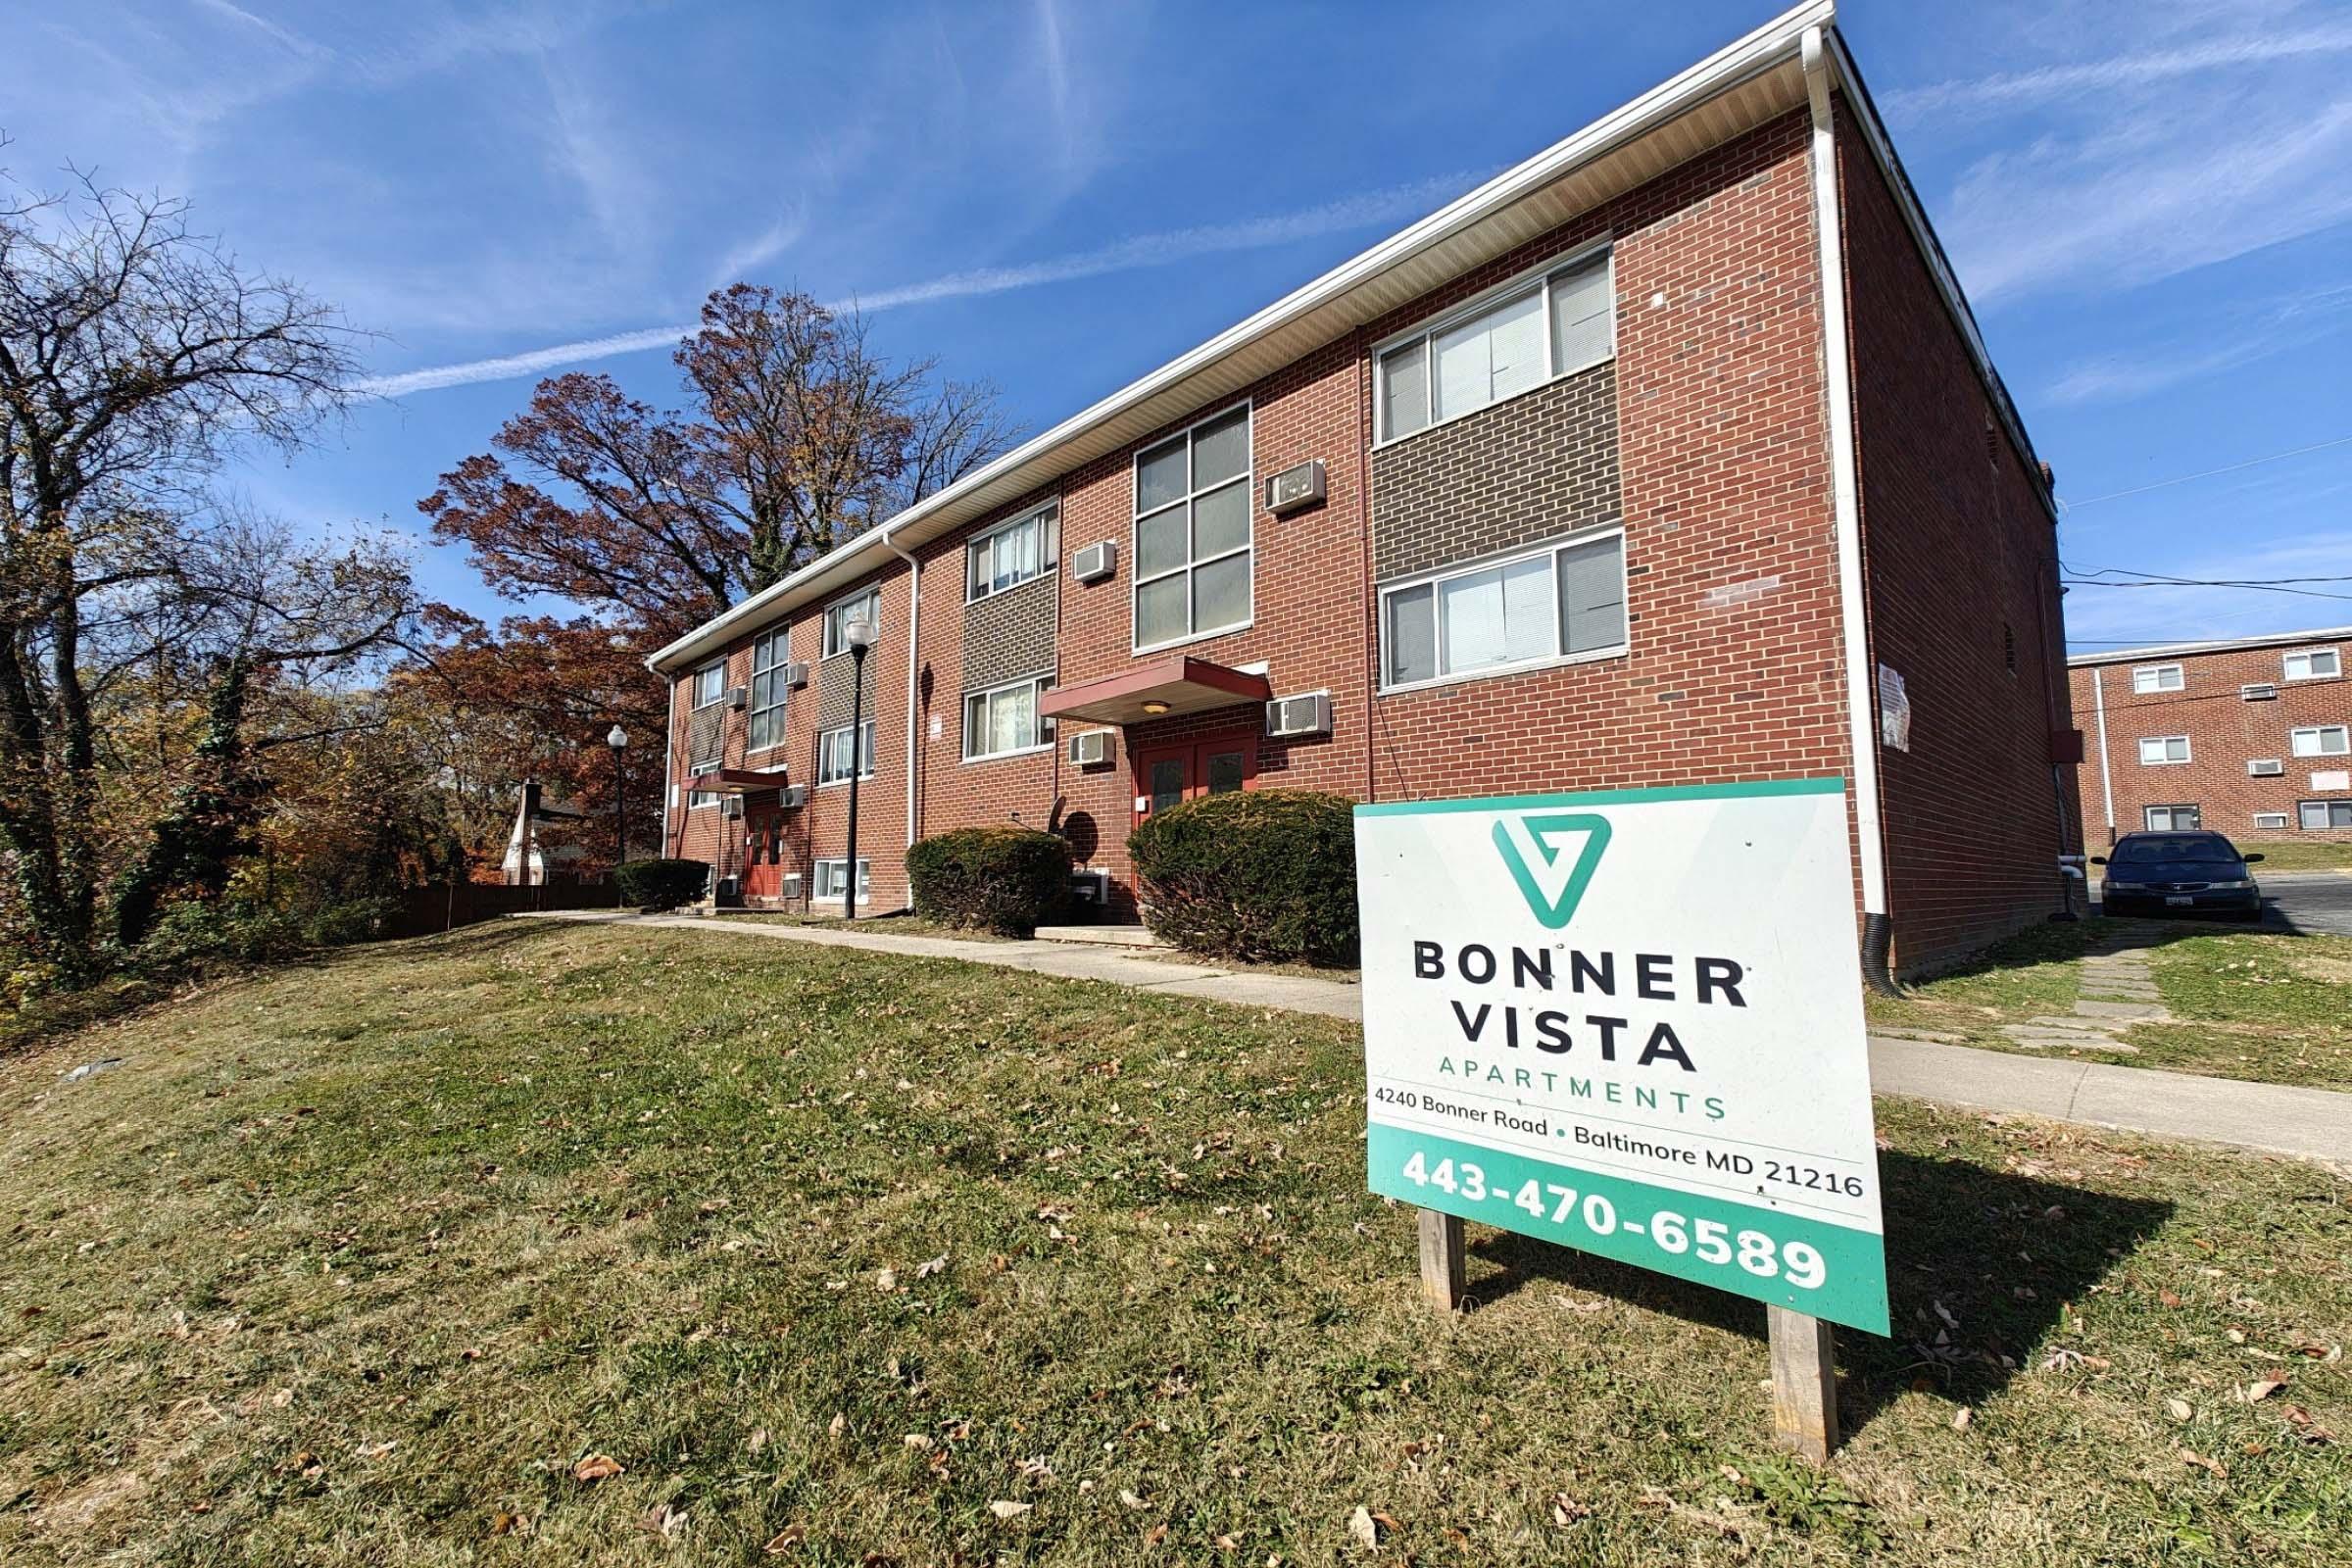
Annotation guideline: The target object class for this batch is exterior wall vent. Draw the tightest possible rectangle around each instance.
[2242,682,2278,701]
[1265,691,1333,738]
[2248,759,2284,777]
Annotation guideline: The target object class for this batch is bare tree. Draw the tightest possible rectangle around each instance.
[0,164,364,974]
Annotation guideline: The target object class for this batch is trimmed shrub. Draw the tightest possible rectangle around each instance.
[1127,789,1358,965]
[906,827,1073,934]
[302,897,400,949]
[615,858,710,912]
[135,898,304,975]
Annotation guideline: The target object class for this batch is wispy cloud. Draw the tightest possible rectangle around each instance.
[2061,531,2352,647]
[2046,282,2352,403]
[1888,24,2352,119]
[363,169,1486,397]
[707,210,808,291]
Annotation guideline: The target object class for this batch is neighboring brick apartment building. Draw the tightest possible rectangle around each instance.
[649,1,2080,980]
[2071,628,2352,846]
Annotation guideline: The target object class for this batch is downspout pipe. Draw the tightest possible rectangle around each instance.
[1803,26,1899,996]
[2091,666,2115,845]
[659,674,679,859]
[885,529,921,880]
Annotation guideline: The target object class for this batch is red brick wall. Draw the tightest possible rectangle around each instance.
[2071,641,2352,844]
[1837,100,2079,971]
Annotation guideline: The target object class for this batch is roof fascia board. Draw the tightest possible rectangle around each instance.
[2068,625,2352,667]
[646,0,1834,674]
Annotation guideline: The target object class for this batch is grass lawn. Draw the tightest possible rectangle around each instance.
[1867,918,2352,1090]
[3,925,2346,1566]
[2239,842,2352,875]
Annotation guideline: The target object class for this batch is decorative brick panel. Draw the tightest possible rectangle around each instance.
[684,704,724,766]
[1370,362,1620,582]
[960,574,1056,692]
[815,652,881,730]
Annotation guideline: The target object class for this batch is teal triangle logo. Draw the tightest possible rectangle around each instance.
[1492,812,1612,929]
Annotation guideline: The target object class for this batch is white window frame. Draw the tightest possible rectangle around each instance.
[1131,401,1253,655]
[1377,523,1629,694]
[687,755,722,808]
[2299,799,2352,831]
[2142,804,2200,832]
[816,719,877,787]
[691,662,726,709]
[2282,647,2341,682]
[2131,662,2183,694]
[961,673,1054,761]
[966,506,1056,603]
[822,586,882,659]
[2137,735,2191,766]
[2252,811,2290,829]
[2291,724,2350,758]
[812,858,872,904]
[1373,238,1614,447]
[746,628,790,754]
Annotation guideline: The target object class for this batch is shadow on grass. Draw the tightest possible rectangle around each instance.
[1457,1149,2174,1441]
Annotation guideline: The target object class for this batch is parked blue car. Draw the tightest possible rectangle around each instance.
[2092,831,2265,919]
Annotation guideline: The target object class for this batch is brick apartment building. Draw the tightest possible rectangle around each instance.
[648,1,2081,980]
[2071,627,2352,845]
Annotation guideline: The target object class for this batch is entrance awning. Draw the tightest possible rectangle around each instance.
[1040,655,1271,726]
[686,765,790,794]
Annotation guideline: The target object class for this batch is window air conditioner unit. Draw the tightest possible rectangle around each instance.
[782,661,810,689]
[1266,459,1327,515]
[1265,691,1332,739]
[1067,729,1113,767]
[1070,541,1116,583]
[1069,867,1110,907]
[779,784,810,808]
[2249,759,2284,777]
[779,872,804,899]
[2241,682,2278,701]
[725,686,749,710]
[720,795,745,818]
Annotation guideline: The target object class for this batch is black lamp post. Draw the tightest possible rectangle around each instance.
[841,615,875,920]
[607,723,628,906]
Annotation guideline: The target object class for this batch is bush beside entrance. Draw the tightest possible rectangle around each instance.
[1127,789,1358,965]
[614,858,710,911]
[906,827,1073,934]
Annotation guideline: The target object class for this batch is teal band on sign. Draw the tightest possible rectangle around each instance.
[1353,775,1846,817]
[1368,1122,1889,1335]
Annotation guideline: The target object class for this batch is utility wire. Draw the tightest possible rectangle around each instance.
[2058,432,2352,511]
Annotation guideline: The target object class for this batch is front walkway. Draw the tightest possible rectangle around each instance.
[523,910,2352,1166]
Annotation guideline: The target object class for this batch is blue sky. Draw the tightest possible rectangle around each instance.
[8,0,2348,649]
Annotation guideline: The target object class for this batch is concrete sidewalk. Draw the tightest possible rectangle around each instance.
[525,910,2352,1166]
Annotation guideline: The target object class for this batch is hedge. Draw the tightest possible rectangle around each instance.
[906,827,1073,934]
[614,858,710,912]
[1127,789,1357,965]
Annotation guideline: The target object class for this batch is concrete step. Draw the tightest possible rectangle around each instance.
[2073,1000,2168,1020]
[1033,924,1167,950]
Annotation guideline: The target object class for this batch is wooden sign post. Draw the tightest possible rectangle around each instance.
[1356,780,1889,1468]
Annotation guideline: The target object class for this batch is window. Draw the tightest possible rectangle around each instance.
[1377,245,1613,442]
[1133,404,1251,650]
[813,858,872,904]
[2283,647,2341,681]
[817,720,877,785]
[687,756,721,808]
[2131,662,2183,694]
[2143,804,2200,831]
[2290,725,2350,757]
[823,587,881,658]
[963,675,1051,760]
[2253,811,2290,829]
[2300,800,2352,831]
[747,629,790,752]
[968,508,1054,601]
[692,662,726,708]
[1382,528,1627,688]
[2137,735,2190,765]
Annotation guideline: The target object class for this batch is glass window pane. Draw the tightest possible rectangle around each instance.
[1137,509,1188,577]
[1204,751,1246,795]
[2302,801,2328,830]
[1137,436,1188,513]
[1381,340,1429,439]
[1193,551,1250,632]
[1549,254,1613,371]
[1499,555,1550,662]
[1387,585,1436,685]
[963,693,985,757]
[1441,565,1507,671]
[1192,409,1249,488]
[1486,288,1546,404]
[1558,535,1627,654]
[1192,479,1250,560]
[1150,759,1187,812]
[1137,574,1188,646]
[1433,311,1492,421]
[992,684,1034,755]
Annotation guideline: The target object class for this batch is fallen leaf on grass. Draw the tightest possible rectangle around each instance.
[1951,1407,1972,1431]
[2179,1447,2229,1479]
[1551,1493,1591,1526]
[2159,1289,2182,1308]
[2245,1374,2288,1402]
[903,1434,934,1450]
[2167,1397,2193,1422]
[874,1268,898,1293]
[571,1453,625,1483]
[270,1388,294,1409]
[827,1413,846,1441]
[1347,1506,1381,1547]
[915,1253,950,1280]
[2282,1404,2335,1444]
[488,1512,528,1538]
[988,1500,1033,1521]
[1119,1489,1149,1510]
[762,1523,807,1552]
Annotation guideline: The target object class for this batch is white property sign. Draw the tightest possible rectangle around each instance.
[1354,778,1888,1334]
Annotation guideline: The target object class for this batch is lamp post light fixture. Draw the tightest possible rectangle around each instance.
[606,723,628,906]
[841,616,876,921]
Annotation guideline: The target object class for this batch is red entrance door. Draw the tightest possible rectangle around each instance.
[742,806,787,898]
[1132,732,1257,825]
